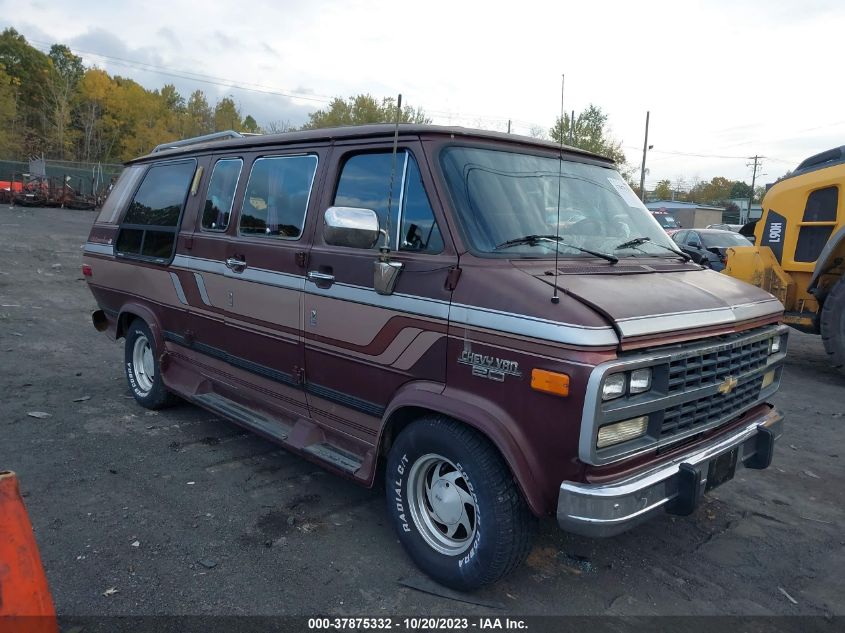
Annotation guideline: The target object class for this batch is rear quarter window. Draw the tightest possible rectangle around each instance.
[95,165,143,224]
[115,160,196,262]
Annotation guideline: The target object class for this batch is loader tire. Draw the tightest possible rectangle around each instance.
[820,277,845,373]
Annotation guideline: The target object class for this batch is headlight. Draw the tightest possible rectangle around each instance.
[601,373,626,401]
[770,335,783,354]
[629,368,652,394]
[597,416,649,448]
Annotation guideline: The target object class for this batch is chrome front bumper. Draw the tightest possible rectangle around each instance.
[557,406,784,537]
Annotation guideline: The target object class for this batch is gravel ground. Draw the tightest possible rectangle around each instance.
[1,206,843,617]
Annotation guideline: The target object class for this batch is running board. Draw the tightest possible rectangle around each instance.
[194,393,290,443]
[303,443,362,474]
[193,393,362,475]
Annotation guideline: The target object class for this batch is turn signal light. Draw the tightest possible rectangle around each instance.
[531,369,570,397]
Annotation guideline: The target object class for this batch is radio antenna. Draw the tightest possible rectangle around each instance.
[551,75,564,304]
[382,93,402,257]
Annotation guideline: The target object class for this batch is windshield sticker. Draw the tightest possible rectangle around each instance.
[607,178,642,208]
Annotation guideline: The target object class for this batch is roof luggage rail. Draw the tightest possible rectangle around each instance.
[152,130,245,153]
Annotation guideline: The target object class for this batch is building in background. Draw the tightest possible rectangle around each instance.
[727,198,764,223]
[644,200,725,229]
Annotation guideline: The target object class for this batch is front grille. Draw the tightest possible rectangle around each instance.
[667,334,770,395]
[660,375,763,438]
[587,323,785,465]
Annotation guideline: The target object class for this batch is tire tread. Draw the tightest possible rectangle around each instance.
[820,277,845,371]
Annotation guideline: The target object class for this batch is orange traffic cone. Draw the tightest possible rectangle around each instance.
[0,471,59,633]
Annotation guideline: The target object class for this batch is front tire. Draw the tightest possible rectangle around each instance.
[124,319,177,409]
[385,417,535,591]
[821,277,845,373]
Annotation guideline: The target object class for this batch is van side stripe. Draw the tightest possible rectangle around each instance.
[162,331,385,417]
[168,253,620,346]
[169,272,188,305]
[84,243,114,256]
[171,254,304,291]
[193,273,212,306]
[448,304,619,346]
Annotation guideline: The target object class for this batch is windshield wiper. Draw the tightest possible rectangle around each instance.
[495,234,618,264]
[614,236,692,262]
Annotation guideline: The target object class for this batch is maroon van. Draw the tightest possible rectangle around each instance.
[82,125,787,590]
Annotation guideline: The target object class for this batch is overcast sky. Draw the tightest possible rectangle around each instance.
[3,0,845,189]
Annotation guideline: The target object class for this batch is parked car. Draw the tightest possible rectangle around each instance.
[650,208,681,230]
[672,228,753,271]
[83,125,786,590]
[706,223,744,232]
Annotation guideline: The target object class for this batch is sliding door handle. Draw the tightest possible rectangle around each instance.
[307,270,335,286]
[225,257,247,272]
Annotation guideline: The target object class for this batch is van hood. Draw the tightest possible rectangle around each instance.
[512,262,783,340]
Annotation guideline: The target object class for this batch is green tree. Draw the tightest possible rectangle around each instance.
[46,44,84,158]
[549,104,625,165]
[0,28,50,156]
[302,94,430,129]
[0,64,19,156]
[160,84,185,114]
[213,96,241,132]
[730,181,753,199]
[184,90,213,138]
[653,179,672,200]
[242,114,259,133]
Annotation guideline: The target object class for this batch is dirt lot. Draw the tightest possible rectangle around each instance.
[1,206,843,617]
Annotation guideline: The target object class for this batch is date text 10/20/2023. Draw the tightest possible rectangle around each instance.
[307,617,528,630]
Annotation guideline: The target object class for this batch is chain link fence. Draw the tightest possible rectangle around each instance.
[0,158,123,198]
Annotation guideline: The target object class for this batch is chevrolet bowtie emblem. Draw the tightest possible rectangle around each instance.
[718,376,739,395]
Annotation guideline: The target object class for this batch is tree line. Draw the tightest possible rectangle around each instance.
[0,26,758,206]
[0,28,264,164]
[650,176,764,208]
[0,28,635,170]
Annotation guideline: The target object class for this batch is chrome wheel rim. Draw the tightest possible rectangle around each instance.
[132,334,155,394]
[407,453,477,556]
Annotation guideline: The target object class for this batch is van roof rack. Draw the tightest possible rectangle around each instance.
[152,130,245,153]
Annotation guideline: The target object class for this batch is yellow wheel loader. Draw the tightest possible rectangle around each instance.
[724,146,845,372]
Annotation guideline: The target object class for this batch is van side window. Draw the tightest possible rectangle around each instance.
[96,165,145,224]
[334,151,443,253]
[239,155,317,239]
[202,158,242,231]
[115,160,196,261]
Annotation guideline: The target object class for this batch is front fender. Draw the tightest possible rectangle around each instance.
[380,381,546,516]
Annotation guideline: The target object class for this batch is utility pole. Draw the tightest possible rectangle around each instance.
[746,155,763,224]
[507,120,511,134]
[639,111,650,201]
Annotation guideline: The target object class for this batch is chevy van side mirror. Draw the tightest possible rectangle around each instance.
[323,206,380,249]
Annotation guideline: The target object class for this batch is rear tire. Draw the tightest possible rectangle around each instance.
[385,416,535,591]
[124,319,177,409]
[820,277,845,372]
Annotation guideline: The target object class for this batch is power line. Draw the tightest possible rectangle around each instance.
[30,40,336,104]
[31,39,549,132]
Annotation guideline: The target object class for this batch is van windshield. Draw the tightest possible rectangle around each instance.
[440,146,678,257]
